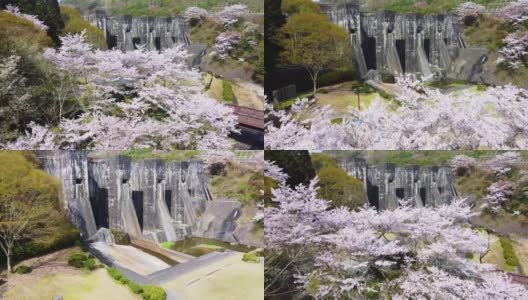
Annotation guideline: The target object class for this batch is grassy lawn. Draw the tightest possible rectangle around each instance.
[4,268,139,300]
[274,81,390,112]
[315,92,380,113]
[161,252,263,300]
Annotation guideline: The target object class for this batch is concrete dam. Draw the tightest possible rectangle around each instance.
[84,10,189,51]
[321,2,488,81]
[340,159,457,210]
[35,151,241,244]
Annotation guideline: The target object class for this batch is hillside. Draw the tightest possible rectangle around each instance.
[60,0,263,16]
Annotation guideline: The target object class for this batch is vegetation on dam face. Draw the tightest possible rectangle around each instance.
[61,0,264,15]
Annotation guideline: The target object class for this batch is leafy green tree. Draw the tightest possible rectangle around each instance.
[60,6,107,49]
[276,13,350,94]
[264,0,285,77]
[0,151,64,274]
[0,0,64,45]
[311,153,366,209]
[265,150,316,187]
[281,0,322,15]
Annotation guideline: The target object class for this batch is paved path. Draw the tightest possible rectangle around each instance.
[91,242,170,276]
[148,251,238,284]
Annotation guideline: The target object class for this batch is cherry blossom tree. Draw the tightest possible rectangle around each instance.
[3,31,238,150]
[497,0,528,25]
[0,55,31,144]
[483,180,516,212]
[184,7,208,26]
[265,162,528,299]
[4,5,48,31]
[204,150,235,167]
[481,152,520,176]
[213,4,249,27]
[457,2,485,25]
[213,31,240,60]
[266,76,528,150]
[264,160,288,185]
[450,154,477,176]
[497,31,528,69]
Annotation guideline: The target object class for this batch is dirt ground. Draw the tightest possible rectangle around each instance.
[206,75,264,110]
[1,248,139,300]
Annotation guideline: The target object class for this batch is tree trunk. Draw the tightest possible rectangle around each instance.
[7,255,11,274]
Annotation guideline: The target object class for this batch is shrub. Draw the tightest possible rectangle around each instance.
[15,265,32,274]
[60,6,106,49]
[379,89,391,99]
[242,252,260,263]
[6,224,80,266]
[317,69,355,87]
[68,253,87,268]
[107,267,123,280]
[331,117,343,125]
[83,258,97,270]
[129,282,144,294]
[119,276,130,285]
[380,72,396,83]
[477,83,488,91]
[222,80,234,102]
[107,267,166,300]
[142,285,166,300]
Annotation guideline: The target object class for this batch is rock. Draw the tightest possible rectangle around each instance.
[447,48,489,82]
[91,228,115,244]
[364,70,380,82]
[52,296,62,300]
[194,200,241,243]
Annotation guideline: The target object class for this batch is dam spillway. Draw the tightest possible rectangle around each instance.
[321,2,488,81]
[35,151,212,243]
[83,10,189,51]
[340,158,456,210]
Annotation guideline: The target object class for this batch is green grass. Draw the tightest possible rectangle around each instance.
[274,97,300,110]
[169,237,256,257]
[61,0,264,15]
[222,80,234,103]
[209,162,262,204]
[160,241,174,249]
[120,149,202,161]
[500,237,520,272]
[366,151,498,167]
[107,267,166,300]
[456,169,493,201]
